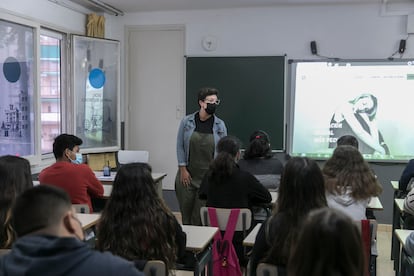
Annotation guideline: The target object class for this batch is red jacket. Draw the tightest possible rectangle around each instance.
[39,162,103,212]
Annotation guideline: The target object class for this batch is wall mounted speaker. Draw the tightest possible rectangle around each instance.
[399,39,406,54]
[310,41,318,55]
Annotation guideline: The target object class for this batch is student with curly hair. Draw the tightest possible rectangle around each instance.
[248,157,327,276]
[288,208,365,276]
[323,145,382,220]
[0,155,33,249]
[96,163,186,272]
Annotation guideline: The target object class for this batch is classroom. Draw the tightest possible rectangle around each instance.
[0,0,414,274]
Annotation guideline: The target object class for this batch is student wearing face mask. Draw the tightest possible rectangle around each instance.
[39,134,103,212]
[175,87,227,225]
[0,185,143,276]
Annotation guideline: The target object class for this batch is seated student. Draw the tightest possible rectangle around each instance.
[39,134,103,212]
[323,145,382,221]
[238,130,284,191]
[399,159,414,191]
[96,163,187,271]
[0,155,33,249]
[0,185,143,276]
[287,208,365,276]
[248,157,327,276]
[199,135,272,265]
[337,134,359,149]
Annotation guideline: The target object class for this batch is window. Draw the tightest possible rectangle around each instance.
[0,19,35,156]
[40,29,67,154]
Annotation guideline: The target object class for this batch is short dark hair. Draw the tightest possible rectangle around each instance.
[197,87,219,102]
[12,185,72,237]
[337,135,359,149]
[53,134,83,159]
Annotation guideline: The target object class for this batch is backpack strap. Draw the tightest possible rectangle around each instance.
[223,209,240,241]
[208,207,222,240]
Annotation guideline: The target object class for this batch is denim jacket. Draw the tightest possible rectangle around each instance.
[176,111,227,166]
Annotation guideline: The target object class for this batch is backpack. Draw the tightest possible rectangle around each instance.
[208,207,243,276]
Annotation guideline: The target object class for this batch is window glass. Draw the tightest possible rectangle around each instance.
[40,32,62,154]
[0,19,35,156]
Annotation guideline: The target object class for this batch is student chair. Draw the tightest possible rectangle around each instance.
[117,150,149,167]
[256,263,278,276]
[200,207,252,235]
[143,260,166,276]
[356,219,378,276]
[72,204,90,214]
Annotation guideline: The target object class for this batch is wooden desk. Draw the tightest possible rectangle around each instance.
[77,213,101,230]
[243,223,262,247]
[395,229,414,276]
[182,225,218,276]
[393,198,408,273]
[94,171,167,199]
[367,196,383,211]
[391,180,399,191]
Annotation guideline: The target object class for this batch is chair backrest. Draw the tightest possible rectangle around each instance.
[117,150,149,165]
[355,219,377,276]
[72,204,90,214]
[200,207,252,232]
[256,263,278,276]
[143,260,166,276]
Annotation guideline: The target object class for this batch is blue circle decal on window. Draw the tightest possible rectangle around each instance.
[89,68,105,89]
[3,57,21,83]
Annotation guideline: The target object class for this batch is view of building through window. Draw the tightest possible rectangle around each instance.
[40,33,62,154]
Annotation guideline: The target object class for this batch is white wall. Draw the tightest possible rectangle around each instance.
[107,3,409,58]
[0,0,86,33]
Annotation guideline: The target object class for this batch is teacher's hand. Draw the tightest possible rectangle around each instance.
[179,167,192,188]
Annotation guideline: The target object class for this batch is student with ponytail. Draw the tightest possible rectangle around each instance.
[199,135,271,265]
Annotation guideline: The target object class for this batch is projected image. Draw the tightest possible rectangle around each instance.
[72,35,120,150]
[328,93,389,155]
[0,20,35,157]
[289,60,414,161]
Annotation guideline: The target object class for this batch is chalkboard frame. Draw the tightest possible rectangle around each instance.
[186,56,286,150]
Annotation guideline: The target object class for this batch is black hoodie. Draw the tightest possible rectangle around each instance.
[0,235,143,276]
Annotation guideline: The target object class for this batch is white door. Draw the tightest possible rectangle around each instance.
[126,26,185,190]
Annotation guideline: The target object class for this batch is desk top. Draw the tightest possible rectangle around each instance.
[77,213,101,230]
[270,192,277,204]
[395,198,405,212]
[243,223,262,247]
[94,171,167,183]
[182,225,218,252]
[395,229,414,247]
[391,180,399,190]
[367,196,383,211]
[103,185,112,198]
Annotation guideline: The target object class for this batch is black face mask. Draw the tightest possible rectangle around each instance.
[205,103,216,115]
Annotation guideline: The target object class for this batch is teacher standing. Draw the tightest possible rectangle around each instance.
[175,87,227,225]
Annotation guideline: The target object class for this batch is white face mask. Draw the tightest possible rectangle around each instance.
[70,152,83,164]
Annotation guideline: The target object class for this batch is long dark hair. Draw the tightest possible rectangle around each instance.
[243,130,273,159]
[288,208,365,276]
[208,136,241,183]
[264,157,327,265]
[96,163,178,270]
[0,155,33,248]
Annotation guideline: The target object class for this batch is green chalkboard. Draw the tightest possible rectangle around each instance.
[186,56,285,150]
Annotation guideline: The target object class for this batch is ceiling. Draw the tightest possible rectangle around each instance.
[86,0,395,14]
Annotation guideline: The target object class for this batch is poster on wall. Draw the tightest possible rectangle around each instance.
[72,35,120,151]
[0,19,35,157]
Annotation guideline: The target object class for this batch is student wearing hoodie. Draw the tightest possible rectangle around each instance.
[323,145,382,220]
[0,185,143,276]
